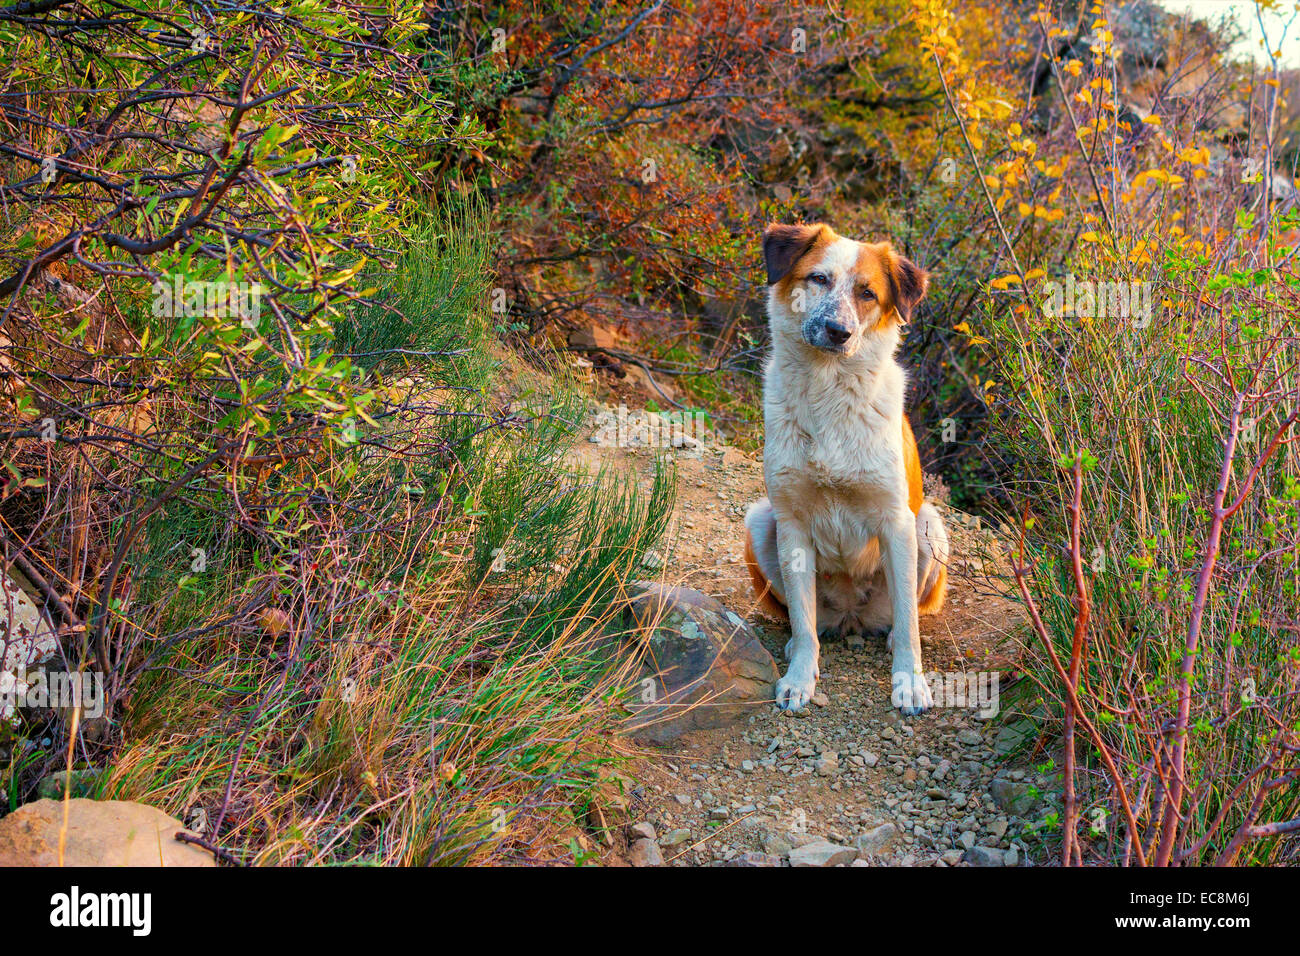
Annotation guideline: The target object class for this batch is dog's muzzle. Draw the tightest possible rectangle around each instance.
[802,316,858,353]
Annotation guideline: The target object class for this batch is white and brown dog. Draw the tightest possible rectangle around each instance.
[744,223,949,715]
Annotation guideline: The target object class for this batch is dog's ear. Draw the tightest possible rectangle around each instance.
[763,223,823,285]
[886,249,929,324]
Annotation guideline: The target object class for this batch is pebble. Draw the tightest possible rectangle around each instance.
[629,838,664,866]
[628,822,656,842]
[789,840,857,867]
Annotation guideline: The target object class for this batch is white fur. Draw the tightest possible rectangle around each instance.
[749,235,947,715]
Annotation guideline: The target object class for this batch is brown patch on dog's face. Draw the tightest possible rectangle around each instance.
[764,223,929,355]
[856,242,929,327]
[763,223,834,289]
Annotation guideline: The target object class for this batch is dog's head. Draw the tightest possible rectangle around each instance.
[762,223,928,357]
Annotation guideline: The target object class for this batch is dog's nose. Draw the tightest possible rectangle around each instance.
[824,320,853,345]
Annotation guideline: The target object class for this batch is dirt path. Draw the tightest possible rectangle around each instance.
[572,401,1046,867]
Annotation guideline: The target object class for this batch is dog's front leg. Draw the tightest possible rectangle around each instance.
[774,518,819,711]
[882,513,933,715]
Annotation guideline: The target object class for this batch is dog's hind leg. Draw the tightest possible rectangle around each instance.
[744,498,788,619]
[916,501,949,616]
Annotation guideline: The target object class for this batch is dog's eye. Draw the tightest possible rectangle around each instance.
[806,273,830,287]
[858,286,876,301]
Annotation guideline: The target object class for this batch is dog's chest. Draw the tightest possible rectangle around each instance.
[770,393,899,492]
[767,406,900,565]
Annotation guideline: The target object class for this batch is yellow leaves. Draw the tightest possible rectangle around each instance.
[1175,145,1210,166]
[1032,156,1067,178]
[1024,268,1046,280]
[1141,114,1162,126]
[1063,59,1082,77]
[1079,230,1103,243]
[1075,88,1094,106]
[990,274,1022,290]
[323,261,367,287]
[953,321,989,345]
[1018,201,1064,222]
[1132,168,1185,189]
[983,174,1001,189]
[1008,121,1022,137]
[1127,240,1152,265]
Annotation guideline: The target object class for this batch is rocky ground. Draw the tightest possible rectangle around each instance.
[571,398,1056,867]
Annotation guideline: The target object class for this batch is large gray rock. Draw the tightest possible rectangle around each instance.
[621,584,778,744]
[0,799,217,866]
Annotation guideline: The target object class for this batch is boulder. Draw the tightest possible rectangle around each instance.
[0,799,217,866]
[621,584,779,744]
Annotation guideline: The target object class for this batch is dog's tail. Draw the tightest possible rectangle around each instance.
[917,501,949,616]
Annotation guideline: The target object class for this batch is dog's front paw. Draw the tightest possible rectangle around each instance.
[775,664,818,712]
[891,671,933,716]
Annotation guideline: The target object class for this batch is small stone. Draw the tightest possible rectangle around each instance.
[957,728,982,746]
[659,828,691,847]
[627,821,656,842]
[1005,845,1021,867]
[815,754,839,776]
[854,822,898,856]
[962,846,1006,867]
[728,852,781,867]
[629,838,664,866]
[789,840,857,867]
[990,778,1039,816]
[959,830,977,850]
